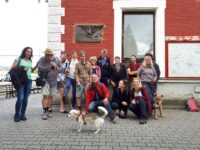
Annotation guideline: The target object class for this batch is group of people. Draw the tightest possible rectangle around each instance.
[10,47,160,125]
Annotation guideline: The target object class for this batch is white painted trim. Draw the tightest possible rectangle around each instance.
[48,0,65,52]
[159,79,200,83]
[166,36,200,41]
[113,0,166,77]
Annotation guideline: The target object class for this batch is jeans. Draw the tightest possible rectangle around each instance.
[100,76,109,87]
[88,100,115,120]
[64,77,76,108]
[15,79,32,117]
[142,81,156,104]
[129,99,147,120]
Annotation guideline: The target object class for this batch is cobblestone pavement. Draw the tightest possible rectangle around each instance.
[0,94,200,150]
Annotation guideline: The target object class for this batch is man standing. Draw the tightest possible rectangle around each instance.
[38,48,62,120]
[75,51,92,110]
[127,55,140,83]
[86,74,118,123]
[97,48,110,87]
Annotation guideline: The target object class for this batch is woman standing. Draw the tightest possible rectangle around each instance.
[138,55,157,107]
[11,47,33,122]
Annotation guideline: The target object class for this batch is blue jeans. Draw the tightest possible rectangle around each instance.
[15,79,32,117]
[64,77,76,108]
[100,76,109,87]
[142,81,156,104]
[129,99,147,120]
[88,100,115,120]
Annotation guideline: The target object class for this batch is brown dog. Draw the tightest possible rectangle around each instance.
[153,93,164,119]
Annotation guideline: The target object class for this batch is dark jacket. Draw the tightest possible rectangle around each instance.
[154,62,160,80]
[9,66,28,90]
[97,56,110,77]
[111,87,130,105]
[110,63,127,85]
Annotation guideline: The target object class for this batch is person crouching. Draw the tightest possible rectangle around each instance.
[129,78,152,124]
[86,74,118,123]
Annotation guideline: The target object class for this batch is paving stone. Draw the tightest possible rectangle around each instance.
[1,94,200,150]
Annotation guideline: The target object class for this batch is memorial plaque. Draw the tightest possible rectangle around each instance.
[75,25,103,43]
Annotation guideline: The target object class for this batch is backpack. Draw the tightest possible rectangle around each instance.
[185,97,199,112]
[89,82,105,99]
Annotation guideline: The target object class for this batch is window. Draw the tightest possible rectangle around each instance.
[123,12,155,61]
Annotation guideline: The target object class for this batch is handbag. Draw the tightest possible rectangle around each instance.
[35,76,46,87]
[35,71,49,87]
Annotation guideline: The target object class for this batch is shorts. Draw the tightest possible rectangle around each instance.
[76,83,87,98]
[42,83,57,96]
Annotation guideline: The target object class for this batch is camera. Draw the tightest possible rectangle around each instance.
[90,82,95,89]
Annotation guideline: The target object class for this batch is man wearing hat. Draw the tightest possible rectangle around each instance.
[75,51,92,110]
[37,48,62,120]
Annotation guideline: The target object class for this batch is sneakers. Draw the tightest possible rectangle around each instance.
[42,113,52,120]
[111,116,119,123]
[20,115,27,121]
[139,119,147,125]
[42,113,48,120]
[14,115,20,122]
[47,112,52,118]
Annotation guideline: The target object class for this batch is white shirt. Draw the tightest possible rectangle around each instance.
[68,58,78,79]
[57,60,69,81]
[134,91,142,97]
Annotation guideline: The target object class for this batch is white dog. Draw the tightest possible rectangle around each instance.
[68,106,108,133]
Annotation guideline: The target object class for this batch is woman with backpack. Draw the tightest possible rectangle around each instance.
[10,47,33,122]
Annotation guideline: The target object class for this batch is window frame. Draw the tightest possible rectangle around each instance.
[122,11,155,63]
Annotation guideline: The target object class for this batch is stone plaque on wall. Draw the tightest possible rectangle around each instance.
[75,25,104,43]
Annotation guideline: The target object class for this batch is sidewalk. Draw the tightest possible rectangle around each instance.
[0,94,200,150]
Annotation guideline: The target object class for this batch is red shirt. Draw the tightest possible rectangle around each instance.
[127,63,140,82]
